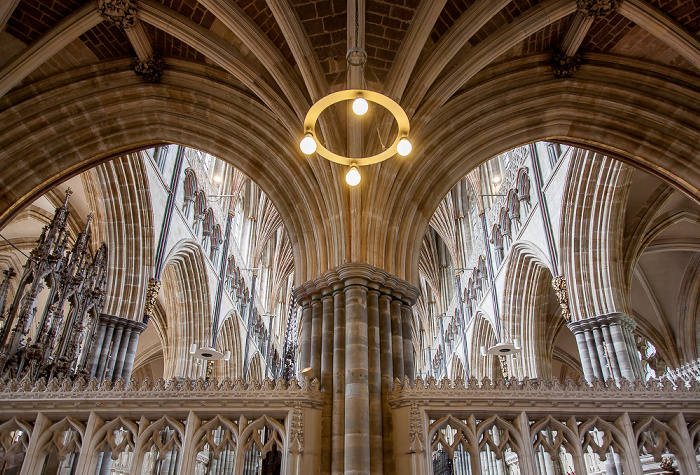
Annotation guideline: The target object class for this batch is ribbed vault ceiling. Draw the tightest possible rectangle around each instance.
[0,0,699,284]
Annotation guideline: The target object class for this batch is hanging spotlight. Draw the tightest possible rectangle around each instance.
[300,133,317,155]
[346,163,361,186]
[397,137,412,156]
[352,96,368,116]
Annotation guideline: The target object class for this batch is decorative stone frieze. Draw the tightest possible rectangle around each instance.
[134,51,165,83]
[577,0,621,17]
[551,275,572,322]
[97,0,137,29]
[388,375,700,413]
[0,375,324,416]
[552,47,582,78]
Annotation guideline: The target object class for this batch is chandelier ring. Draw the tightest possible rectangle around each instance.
[302,89,410,166]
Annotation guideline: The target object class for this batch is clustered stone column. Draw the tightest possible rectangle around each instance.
[568,313,643,383]
[293,263,419,475]
[89,313,147,383]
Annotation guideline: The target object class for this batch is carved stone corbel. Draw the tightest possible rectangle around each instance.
[551,275,573,321]
[142,277,160,322]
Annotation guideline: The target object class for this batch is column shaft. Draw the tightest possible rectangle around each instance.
[367,290,383,474]
[390,299,404,380]
[120,328,143,382]
[591,326,611,380]
[310,298,323,375]
[95,321,116,380]
[573,330,594,382]
[321,294,334,475]
[344,284,370,474]
[584,328,604,380]
[299,303,312,373]
[89,322,107,378]
[331,288,345,475]
[379,294,394,475]
[609,323,635,381]
[111,327,132,381]
[600,324,622,382]
[104,324,124,381]
[401,305,415,382]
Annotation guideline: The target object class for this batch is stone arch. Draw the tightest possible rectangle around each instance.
[450,356,466,380]
[247,352,263,381]
[1,57,699,285]
[84,152,155,321]
[0,63,335,284]
[215,312,244,380]
[470,313,498,381]
[160,239,211,379]
[376,57,700,284]
[501,241,558,379]
[559,149,634,320]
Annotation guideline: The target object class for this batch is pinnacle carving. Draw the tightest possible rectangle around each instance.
[98,0,137,29]
[577,0,621,17]
[134,51,165,83]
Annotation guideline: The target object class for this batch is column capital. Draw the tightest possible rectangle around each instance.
[568,312,633,332]
[297,263,420,305]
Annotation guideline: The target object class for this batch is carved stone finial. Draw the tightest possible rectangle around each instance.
[134,51,165,83]
[551,275,573,322]
[577,0,621,17]
[552,48,582,78]
[98,0,137,29]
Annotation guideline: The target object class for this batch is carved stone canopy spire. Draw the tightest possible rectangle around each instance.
[98,0,137,29]
[577,0,622,17]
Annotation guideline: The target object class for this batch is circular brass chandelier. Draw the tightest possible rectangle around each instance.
[299,48,412,186]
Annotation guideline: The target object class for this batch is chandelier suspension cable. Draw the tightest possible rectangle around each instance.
[299,0,412,185]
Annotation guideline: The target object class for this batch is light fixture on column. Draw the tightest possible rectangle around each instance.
[299,366,316,380]
[190,343,231,361]
[480,339,521,356]
[299,47,412,187]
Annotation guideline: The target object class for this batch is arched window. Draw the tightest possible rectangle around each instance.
[499,208,511,253]
[491,223,503,267]
[182,169,197,218]
[193,191,206,234]
[516,168,531,215]
[210,224,222,264]
[202,208,214,251]
[507,189,520,234]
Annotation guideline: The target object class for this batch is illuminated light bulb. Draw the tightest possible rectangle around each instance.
[300,134,317,154]
[397,138,412,156]
[189,343,197,355]
[352,97,368,116]
[346,164,361,186]
[224,351,231,361]
[213,175,222,184]
[493,175,502,184]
